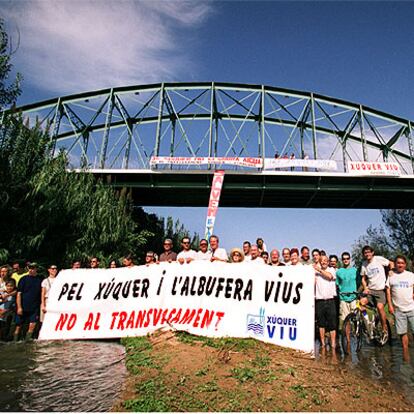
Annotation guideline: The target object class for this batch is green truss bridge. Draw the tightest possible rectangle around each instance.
[4,82,414,208]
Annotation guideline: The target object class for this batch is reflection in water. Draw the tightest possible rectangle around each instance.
[0,340,126,412]
[316,339,414,404]
[1,336,414,410]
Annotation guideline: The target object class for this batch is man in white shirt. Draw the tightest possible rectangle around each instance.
[243,241,252,261]
[196,239,212,261]
[209,235,228,262]
[177,237,197,264]
[388,255,414,361]
[360,245,394,344]
[250,245,265,263]
[314,255,337,350]
[282,247,291,265]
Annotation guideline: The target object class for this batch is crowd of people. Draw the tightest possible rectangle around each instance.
[1,235,413,360]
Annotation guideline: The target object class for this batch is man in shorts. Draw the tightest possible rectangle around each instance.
[360,245,393,344]
[388,255,414,361]
[336,252,358,328]
[314,255,337,350]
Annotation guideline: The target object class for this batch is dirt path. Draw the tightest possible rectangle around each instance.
[114,330,413,412]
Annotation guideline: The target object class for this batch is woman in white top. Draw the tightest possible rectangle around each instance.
[41,264,59,322]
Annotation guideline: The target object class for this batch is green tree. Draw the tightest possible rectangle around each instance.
[0,19,21,110]
[0,113,152,267]
[164,216,200,252]
[352,210,414,268]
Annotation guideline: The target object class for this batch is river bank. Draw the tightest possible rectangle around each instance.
[114,330,413,412]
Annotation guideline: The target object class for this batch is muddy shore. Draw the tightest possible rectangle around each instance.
[113,331,414,412]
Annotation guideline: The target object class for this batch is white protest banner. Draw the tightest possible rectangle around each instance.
[263,158,337,171]
[347,161,400,176]
[39,262,315,354]
[150,156,262,168]
[204,170,224,241]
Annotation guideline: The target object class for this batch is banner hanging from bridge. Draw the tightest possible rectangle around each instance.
[263,158,337,171]
[150,156,338,171]
[150,156,262,168]
[347,161,401,176]
[39,262,315,354]
[205,170,225,241]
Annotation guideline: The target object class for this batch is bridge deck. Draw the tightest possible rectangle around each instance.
[89,170,414,209]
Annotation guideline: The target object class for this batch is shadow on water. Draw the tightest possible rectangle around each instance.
[315,338,414,404]
[0,340,127,412]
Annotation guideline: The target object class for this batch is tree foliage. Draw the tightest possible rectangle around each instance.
[0,114,152,267]
[352,209,414,268]
[0,19,21,110]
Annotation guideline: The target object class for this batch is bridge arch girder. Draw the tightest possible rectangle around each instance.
[3,82,414,173]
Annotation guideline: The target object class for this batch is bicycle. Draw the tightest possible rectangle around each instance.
[341,291,392,354]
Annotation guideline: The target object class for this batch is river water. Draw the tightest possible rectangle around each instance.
[0,340,127,412]
[316,339,414,404]
[1,337,413,411]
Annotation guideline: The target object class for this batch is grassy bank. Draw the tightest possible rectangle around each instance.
[116,331,412,412]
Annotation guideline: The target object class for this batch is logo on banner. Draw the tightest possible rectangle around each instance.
[246,307,265,336]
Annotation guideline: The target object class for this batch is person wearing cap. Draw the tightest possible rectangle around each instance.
[41,265,59,322]
[196,239,212,261]
[230,248,244,263]
[159,238,177,263]
[14,262,43,341]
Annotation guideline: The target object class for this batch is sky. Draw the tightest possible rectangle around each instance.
[2,0,413,255]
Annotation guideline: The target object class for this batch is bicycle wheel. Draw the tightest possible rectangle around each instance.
[342,312,363,354]
[373,315,392,346]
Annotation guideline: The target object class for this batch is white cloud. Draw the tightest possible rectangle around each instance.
[2,0,212,96]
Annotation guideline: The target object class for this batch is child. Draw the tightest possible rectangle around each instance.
[0,279,17,341]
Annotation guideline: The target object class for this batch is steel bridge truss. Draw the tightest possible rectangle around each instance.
[6,82,414,174]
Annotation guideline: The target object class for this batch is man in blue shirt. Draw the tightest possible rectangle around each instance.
[336,252,359,327]
[14,262,43,341]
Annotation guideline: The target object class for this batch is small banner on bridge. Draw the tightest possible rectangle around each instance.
[347,161,401,176]
[263,158,337,171]
[39,262,315,354]
[205,170,225,241]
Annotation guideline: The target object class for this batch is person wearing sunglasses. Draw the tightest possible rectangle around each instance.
[335,252,359,326]
[145,252,156,266]
[90,257,100,269]
[41,265,59,322]
[177,237,197,264]
[159,238,177,263]
[196,239,212,261]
